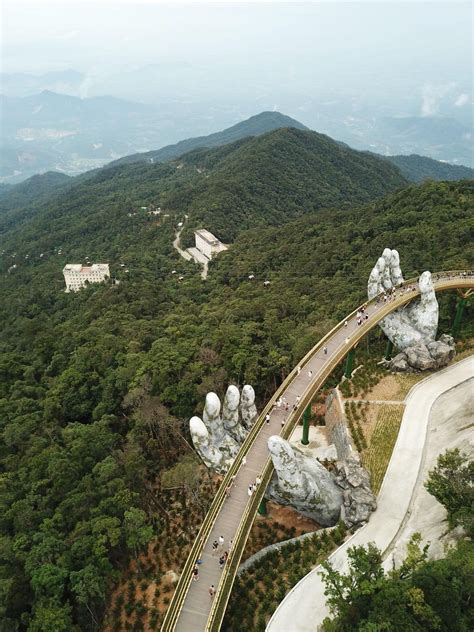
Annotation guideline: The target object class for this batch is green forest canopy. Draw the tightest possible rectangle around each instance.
[0,125,472,631]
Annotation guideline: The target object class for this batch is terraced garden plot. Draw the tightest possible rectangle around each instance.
[362,404,404,494]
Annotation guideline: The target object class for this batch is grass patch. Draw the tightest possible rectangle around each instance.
[362,404,404,494]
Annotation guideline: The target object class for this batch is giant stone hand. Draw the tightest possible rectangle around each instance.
[266,436,343,527]
[190,385,257,473]
[368,248,438,349]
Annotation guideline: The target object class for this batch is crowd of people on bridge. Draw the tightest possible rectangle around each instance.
[356,304,370,326]
[375,284,416,305]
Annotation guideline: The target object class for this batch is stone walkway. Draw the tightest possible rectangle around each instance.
[266,355,474,632]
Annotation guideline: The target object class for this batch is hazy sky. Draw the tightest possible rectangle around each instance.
[3,2,471,72]
[1,1,472,118]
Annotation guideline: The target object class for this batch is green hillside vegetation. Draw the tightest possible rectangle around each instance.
[320,538,473,631]
[166,127,408,244]
[0,130,472,632]
[0,171,71,205]
[384,153,474,183]
[0,171,72,232]
[107,110,308,168]
[0,127,408,245]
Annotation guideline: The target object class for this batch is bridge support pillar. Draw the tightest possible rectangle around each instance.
[385,339,394,361]
[452,297,467,340]
[258,498,267,516]
[344,348,355,379]
[301,405,311,445]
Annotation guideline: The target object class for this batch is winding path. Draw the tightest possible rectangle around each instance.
[267,355,474,632]
[173,220,209,279]
[162,271,473,632]
[172,226,192,262]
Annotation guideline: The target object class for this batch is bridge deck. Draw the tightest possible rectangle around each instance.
[166,273,473,632]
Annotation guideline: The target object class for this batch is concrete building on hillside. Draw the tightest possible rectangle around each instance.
[186,229,228,268]
[63,263,110,292]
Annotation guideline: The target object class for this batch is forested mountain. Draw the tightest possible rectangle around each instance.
[108,111,308,167]
[107,110,474,185]
[167,127,409,243]
[0,172,73,235]
[384,153,474,183]
[0,127,408,245]
[0,171,71,206]
[0,115,472,632]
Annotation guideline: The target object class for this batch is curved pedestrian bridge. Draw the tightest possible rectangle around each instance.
[162,271,474,632]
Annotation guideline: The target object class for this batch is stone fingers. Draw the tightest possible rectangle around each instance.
[368,254,387,299]
[381,248,394,291]
[389,249,404,286]
[408,271,439,340]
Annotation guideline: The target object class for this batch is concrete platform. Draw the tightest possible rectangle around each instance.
[186,247,211,266]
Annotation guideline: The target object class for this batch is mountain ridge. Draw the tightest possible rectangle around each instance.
[107,110,474,182]
[0,125,407,257]
[106,111,309,168]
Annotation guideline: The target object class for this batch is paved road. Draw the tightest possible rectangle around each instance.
[172,227,192,262]
[267,356,474,632]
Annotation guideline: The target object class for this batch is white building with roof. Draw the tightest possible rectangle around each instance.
[63,263,110,292]
[190,229,227,262]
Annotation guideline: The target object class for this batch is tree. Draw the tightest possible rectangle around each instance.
[320,542,385,626]
[320,538,473,631]
[425,448,474,536]
[161,454,208,514]
[27,600,76,632]
[123,508,154,559]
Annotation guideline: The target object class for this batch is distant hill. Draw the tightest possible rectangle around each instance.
[167,127,408,244]
[0,171,72,232]
[383,154,474,182]
[339,114,473,168]
[0,125,407,251]
[0,69,85,97]
[0,90,237,182]
[107,111,309,168]
[0,171,71,204]
[0,183,12,198]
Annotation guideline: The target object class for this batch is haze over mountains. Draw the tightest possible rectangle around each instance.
[0,90,217,182]
[1,97,473,186]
